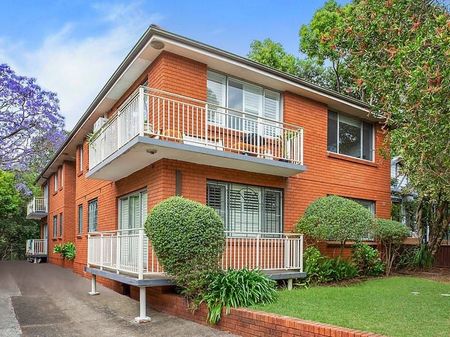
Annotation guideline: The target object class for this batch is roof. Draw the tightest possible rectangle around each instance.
[36,24,374,185]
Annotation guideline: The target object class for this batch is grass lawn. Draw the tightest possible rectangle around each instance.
[252,277,450,337]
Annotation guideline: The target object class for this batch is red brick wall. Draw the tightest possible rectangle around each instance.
[46,161,76,266]
[134,289,386,337]
[283,92,391,234]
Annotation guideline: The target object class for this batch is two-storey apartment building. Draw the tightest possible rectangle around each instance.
[27,25,391,320]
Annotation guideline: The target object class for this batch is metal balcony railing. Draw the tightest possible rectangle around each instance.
[26,239,47,256]
[87,228,303,279]
[89,87,304,170]
[26,197,47,216]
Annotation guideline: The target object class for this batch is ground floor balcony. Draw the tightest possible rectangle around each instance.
[26,197,47,220]
[26,239,47,261]
[86,228,304,287]
[87,87,306,181]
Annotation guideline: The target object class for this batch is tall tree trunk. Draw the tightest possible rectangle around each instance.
[428,199,448,257]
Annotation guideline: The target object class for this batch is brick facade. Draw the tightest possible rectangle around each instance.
[41,50,392,326]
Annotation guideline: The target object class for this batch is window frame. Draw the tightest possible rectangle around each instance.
[207,70,283,127]
[53,215,57,238]
[59,212,63,238]
[206,180,283,236]
[77,204,83,235]
[88,199,98,232]
[327,110,375,162]
[118,189,147,230]
[54,172,58,192]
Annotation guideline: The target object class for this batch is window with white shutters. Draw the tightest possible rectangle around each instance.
[206,181,282,234]
[118,190,147,230]
[207,71,281,134]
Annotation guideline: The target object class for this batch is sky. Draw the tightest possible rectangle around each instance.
[0,0,347,130]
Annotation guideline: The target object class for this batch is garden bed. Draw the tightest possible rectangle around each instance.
[252,276,450,337]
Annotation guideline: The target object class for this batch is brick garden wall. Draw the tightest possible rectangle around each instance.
[127,288,386,337]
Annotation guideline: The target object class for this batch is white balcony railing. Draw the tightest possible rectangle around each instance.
[26,197,47,216]
[89,87,304,170]
[87,228,303,280]
[26,239,47,256]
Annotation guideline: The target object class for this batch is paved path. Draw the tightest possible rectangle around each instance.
[0,261,234,337]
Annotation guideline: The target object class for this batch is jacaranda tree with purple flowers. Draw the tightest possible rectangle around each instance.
[0,63,65,172]
[0,64,66,260]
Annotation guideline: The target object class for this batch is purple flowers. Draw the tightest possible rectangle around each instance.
[0,64,66,172]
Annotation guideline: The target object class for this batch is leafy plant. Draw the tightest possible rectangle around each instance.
[297,196,373,255]
[373,219,410,275]
[201,269,277,324]
[352,243,384,277]
[53,242,76,261]
[303,246,358,284]
[145,197,225,299]
[413,244,434,269]
[63,242,76,261]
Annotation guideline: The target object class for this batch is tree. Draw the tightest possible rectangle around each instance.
[338,0,449,257]
[248,39,300,75]
[299,0,350,94]
[247,38,334,88]
[0,64,65,172]
[0,170,21,218]
[0,170,39,260]
[373,219,410,276]
[296,195,373,254]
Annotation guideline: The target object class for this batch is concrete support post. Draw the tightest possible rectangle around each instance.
[287,278,293,291]
[88,275,100,296]
[135,287,151,323]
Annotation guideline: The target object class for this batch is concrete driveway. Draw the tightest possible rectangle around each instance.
[0,261,234,337]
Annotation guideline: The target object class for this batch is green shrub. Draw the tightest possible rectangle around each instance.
[352,243,384,276]
[145,197,225,298]
[201,269,277,324]
[304,246,358,284]
[63,242,76,261]
[297,196,373,254]
[53,244,64,255]
[396,245,419,270]
[413,244,434,269]
[53,242,76,261]
[373,219,410,275]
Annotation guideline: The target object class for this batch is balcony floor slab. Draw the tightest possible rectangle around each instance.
[85,266,305,287]
[87,136,307,181]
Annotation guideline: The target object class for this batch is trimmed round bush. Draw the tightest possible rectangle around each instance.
[373,218,410,275]
[296,196,373,248]
[145,196,225,297]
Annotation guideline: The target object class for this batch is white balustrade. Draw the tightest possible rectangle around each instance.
[26,239,47,256]
[26,197,47,216]
[87,228,303,279]
[89,87,304,170]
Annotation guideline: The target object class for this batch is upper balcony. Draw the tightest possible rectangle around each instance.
[26,197,48,220]
[87,87,306,181]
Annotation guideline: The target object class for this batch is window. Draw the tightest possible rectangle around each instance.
[88,199,98,232]
[206,181,282,234]
[54,172,58,192]
[348,198,375,215]
[60,166,63,188]
[53,215,57,238]
[327,111,374,160]
[78,205,83,235]
[78,146,83,172]
[59,213,63,237]
[207,70,281,135]
[118,190,147,229]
